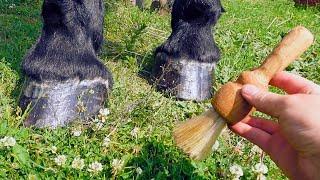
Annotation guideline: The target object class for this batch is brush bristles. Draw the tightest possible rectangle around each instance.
[173,108,227,160]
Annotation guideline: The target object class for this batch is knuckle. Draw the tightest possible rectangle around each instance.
[255,92,269,104]
[281,95,300,109]
[309,85,320,95]
[300,84,314,94]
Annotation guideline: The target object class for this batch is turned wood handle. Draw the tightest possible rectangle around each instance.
[212,26,314,124]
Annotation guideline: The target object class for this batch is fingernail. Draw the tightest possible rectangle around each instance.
[242,85,260,96]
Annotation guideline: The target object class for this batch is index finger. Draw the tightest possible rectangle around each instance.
[229,121,271,151]
[270,71,320,95]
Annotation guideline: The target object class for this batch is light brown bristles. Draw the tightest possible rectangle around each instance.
[173,108,226,160]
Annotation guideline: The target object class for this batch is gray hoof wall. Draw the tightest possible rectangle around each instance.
[154,59,216,102]
[20,78,111,129]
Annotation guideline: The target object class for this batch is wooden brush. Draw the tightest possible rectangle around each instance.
[173,26,314,160]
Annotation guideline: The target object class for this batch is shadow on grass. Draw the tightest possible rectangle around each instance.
[100,23,149,59]
[99,21,168,99]
[100,21,157,84]
[0,2,42,102]
[293,2,320,10]
[125,139,204,179]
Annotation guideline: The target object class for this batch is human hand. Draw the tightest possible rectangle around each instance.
[230,71,320,180]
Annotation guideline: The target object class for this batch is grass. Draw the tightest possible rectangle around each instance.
[0,0,319,179]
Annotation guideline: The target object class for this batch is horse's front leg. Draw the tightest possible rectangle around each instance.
[20,0,113,128]
[152,0,224,101]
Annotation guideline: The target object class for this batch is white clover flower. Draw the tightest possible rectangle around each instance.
[98,108,110,123]
[51,146,58,154]
[9,4,16,9]
[229,164,243,178]
[28,174,37,180]
[253,163,268,174]
[111,159,124,173]
[71,157,85,170]
[130,127,140,138]
[94,122,104,131]
[88,162,103,173]
[136,167,143,175]
[93,118,100,123]
[257,173,267,180]
[11,162,19,169]
[72,130,82,137]
[102,137,111,147]
[0,136,16,147]
[96,122,104,129]
[212,141,220,151]
[5,136,16,147]
[89,89,95,94]
[99,108,110,116]
[54,155,67,166]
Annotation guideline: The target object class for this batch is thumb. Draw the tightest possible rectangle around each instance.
[241,85,285,118]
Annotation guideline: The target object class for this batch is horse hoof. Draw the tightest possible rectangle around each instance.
[20,78,112,128]
[153,58,216,102]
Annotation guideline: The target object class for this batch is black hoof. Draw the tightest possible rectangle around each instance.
[20,78,111,128]
[153,58,216,101]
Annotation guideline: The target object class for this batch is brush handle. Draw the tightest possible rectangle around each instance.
[213,26,314,124]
